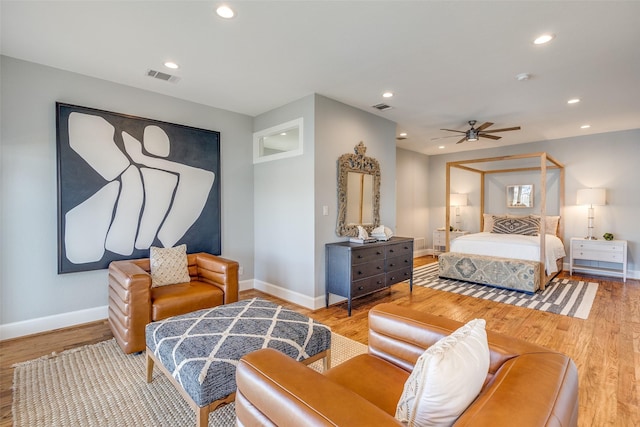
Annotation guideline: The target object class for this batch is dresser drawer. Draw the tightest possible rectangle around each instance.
[386,267,412,286]
[572,241,624,253]
[352,274,386,298]
[351,246,385,264]
[351,260,385,280]
[385,255,412,272]
[385,242,412,258]
[572,249,624,263]
[433,234,446,246]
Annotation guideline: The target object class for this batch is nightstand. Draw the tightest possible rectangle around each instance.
[433,229,469,255]
[570,237,627,282]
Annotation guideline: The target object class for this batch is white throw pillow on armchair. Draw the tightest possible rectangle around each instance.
[395,318,490,427]
[150,244,191,287]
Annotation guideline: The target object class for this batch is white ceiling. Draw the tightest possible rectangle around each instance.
[2,1,639,156]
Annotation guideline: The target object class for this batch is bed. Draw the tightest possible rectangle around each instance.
[440,152,565,293]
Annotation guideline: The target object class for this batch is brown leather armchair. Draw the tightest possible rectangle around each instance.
[108,252,239,354]
[236,303,579,426]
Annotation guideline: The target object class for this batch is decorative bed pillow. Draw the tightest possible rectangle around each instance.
[483,214,497,232]
[492,216,540,236]
[150,244,190,287]
[395,319,490,427]
[507,214,560,235]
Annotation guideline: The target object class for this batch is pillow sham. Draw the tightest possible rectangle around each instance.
[395,319,490,427]
[492,216,540,236]
[150,244,190,287]
[507,214,560,235]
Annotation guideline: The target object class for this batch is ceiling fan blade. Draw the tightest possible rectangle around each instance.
[431,135,461,140]
[480,134,501,140]
[475,122,494,131]
[440,128,467,133]
[455,136,467,144]
[481,126,521,133]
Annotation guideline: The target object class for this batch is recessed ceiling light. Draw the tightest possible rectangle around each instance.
[534,34,554,45]
[515,73,531,81]
[382,91,394,98]
[567,98,580,104]
[580,124,591,129]
[164,61,179,69]
[438,145,445,149]
[399,132,407,137]
[216,5,235,18]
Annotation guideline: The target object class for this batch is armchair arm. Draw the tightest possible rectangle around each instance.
[108,260,152,354]
[236,348,401,427]
[193,253,239,304]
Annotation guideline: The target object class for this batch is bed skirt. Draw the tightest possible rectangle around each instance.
[438,252,541,293]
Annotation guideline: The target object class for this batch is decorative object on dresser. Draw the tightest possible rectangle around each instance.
[576,188,606,240]
[336,142,381,237]
[433,229,469,255]
[570,237,627,282]
[325,237,414,315]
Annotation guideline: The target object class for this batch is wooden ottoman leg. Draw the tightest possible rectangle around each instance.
[146,348,155,383]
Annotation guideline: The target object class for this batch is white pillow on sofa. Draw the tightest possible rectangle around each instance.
[395,319,490,427]
[150,244,191,287]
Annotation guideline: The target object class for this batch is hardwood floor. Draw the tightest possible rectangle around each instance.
[1,256,638,426]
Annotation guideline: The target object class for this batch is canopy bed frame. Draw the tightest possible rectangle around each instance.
[444,152,565,291]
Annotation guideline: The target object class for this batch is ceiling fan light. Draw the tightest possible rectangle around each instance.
[467,136,478,142]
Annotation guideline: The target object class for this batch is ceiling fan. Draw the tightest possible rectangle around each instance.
[438,120,521,144]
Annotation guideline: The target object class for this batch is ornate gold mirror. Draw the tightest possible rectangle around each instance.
[336,142,381,237]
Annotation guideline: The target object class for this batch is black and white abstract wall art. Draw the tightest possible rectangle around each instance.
[56,103,221,273]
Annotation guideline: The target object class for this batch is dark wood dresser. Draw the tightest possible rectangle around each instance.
[325,237,414,316]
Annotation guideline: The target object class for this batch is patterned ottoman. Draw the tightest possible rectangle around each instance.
[145,298,331,427]
[438,252,541,293]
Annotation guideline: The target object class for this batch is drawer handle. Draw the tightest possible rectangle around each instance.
[377,266,382,269]
[358,286,364,290]
[390,276,395,280]
[357,271,363,275]
[377,280,383,284]
[377,251,382,255]
[357,255,362,259]
[389,263,395,267]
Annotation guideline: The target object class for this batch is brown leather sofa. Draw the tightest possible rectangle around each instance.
[108,252,239,354]
[236,303,579,426]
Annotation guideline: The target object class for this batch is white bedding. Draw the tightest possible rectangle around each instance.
[450,232,566,274]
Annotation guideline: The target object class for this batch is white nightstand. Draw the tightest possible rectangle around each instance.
[570,237,627,282]
[433,230,469,255]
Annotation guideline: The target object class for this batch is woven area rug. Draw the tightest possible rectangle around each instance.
[414,262,598,319]
[13,333,367,426]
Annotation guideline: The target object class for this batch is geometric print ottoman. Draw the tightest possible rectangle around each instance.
[145,297,332,427]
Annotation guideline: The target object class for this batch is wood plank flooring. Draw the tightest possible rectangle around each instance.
[1,256,638,426]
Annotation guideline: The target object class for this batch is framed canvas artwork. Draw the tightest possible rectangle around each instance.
[56,103,221,273]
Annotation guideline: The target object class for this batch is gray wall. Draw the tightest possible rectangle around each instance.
[314,95,397,301]
[253,94,397,307]
[252,95,316,305]
[420,130,640,274]
[0,56,255,329]
[396,148,430,253]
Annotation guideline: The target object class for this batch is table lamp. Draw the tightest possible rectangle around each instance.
[450,193,467,231]
[576,188,606,240]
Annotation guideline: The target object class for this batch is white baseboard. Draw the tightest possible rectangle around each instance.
[252,279,323,310]
[238,278,254,292]
[0,305,108,341]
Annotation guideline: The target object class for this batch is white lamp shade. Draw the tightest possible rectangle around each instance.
[576,188,606,206]
[450,193,467,207]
